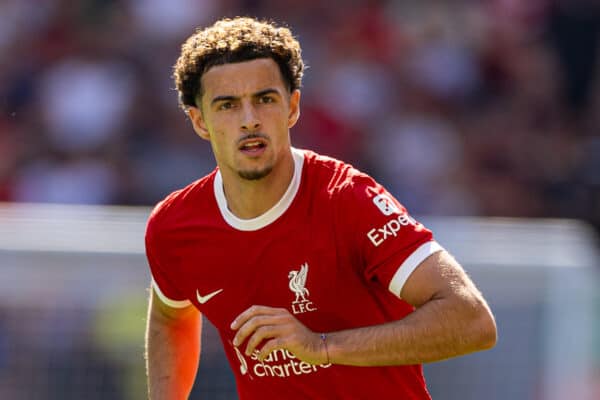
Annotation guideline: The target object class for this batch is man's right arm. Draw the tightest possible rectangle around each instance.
[146,286,202,400]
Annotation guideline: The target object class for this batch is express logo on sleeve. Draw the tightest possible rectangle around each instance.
[368,193,417,247]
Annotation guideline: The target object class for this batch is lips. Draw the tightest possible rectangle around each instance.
[238,136,268,155]
[239,140,266,151]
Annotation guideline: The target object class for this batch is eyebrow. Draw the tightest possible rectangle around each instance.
[210,88,281,106]
[210,95,236,106]
[254,88,280,98]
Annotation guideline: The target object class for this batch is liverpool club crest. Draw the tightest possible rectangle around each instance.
[288,263,317,314]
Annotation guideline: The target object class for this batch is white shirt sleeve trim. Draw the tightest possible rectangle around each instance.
[388,241,444,299]
[151,278,192,308]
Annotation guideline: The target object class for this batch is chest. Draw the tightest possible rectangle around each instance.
[174,214,362,335]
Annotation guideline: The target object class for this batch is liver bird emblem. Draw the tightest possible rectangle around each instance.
[288,263,310,303]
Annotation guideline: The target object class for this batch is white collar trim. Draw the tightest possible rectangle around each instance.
[214,148,304,231]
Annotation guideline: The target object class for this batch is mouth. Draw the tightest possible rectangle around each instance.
[238,136,268,156]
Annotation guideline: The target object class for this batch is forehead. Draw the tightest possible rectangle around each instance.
[201,58,287,99]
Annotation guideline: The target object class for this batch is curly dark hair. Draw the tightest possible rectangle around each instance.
[173,17,305,110]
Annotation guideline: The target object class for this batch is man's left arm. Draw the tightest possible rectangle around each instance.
[231,249,497,366]
[323,249,497,365]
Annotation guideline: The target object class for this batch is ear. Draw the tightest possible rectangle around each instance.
[188,106,210,141]
[287,90,301,128]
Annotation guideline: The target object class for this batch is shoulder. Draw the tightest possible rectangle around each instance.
[300,150,400,222]
[146,170,217,236]
[300,149,373,196]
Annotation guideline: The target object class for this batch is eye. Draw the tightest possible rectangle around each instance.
[217,101,234,111]
[259,95,275,104]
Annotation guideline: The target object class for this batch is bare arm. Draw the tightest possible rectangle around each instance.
[146,286,202,399]
[323,250,497,365]
[231,250,497,366]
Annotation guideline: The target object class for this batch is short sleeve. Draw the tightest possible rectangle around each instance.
[145,214,192,308]
[337,173,444,298]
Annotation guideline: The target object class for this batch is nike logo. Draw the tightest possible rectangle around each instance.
[196,288,224,304]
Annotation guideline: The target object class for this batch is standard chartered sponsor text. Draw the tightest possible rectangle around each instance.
[247,348,332,378]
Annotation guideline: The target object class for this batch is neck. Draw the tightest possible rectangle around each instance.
[220,150,295,219]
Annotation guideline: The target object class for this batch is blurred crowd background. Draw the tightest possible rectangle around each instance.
[1,0,599,230]
[1,0,600,399]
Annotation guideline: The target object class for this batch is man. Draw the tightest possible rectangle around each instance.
[145,17,497,400]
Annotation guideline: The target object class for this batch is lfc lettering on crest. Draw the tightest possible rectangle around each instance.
[291,301,317,314]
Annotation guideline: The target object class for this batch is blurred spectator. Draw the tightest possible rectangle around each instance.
[548,0,600,119]
[12,156,121,204]
[39,56,135,152]
[127,0,218,40]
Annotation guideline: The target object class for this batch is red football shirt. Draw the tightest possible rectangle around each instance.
[146,148,443,399]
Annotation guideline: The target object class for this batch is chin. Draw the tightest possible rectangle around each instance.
[238,166,273,180]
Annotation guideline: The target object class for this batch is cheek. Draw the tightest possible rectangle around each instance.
[209,118,236,138]
[263,108,289,129]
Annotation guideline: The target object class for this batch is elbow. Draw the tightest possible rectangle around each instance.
[473,306,497,351]
[455,294,497,354]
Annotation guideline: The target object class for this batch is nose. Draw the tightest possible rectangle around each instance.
[241,103,261,132]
